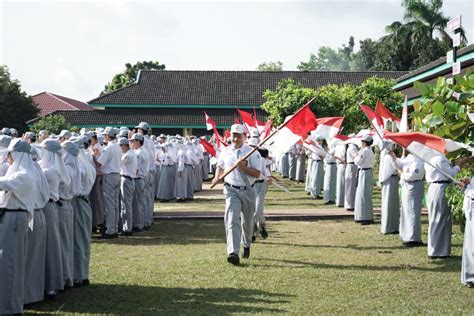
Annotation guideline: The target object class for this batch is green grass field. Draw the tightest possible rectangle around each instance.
[26,218,472,315]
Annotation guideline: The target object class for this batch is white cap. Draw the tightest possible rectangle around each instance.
[230,124,244,134]
[248,137,259,146]
[361,135,373,142]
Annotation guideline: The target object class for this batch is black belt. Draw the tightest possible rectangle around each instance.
[185,164,192,167]
[406,179,423,183]
[121,175,133,181]
[136,177,143,180]
[359,168,372,171]
[390,174,399,177]
[224,182,255,190]
[0,208,27,212]
[432,180,451,184]
[255,179,265,183]
[327,162,336,165]
[316,160,322,162]
[347,162,355,164]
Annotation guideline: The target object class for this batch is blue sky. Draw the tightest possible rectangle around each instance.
[1,0,472,101]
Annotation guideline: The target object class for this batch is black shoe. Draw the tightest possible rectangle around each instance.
[122,231,133,237]
[324,201,335,205]
[73,281,84,288]
[100,233,116,240]
[315,195,323,200]
[360,220,373,225]
[227,254,240,265]
[306,192,311,195]
[44,292,57,301]
[466,282,474,288]
[160,199,169,203]
[260,227,268,239]
[242,247,250,259]
[82,279,90,287]
[252,236,256,242]
[428,255,450,259]
[132,227,144,233]
[346,208,354,212]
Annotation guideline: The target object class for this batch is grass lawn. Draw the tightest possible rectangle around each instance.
[26,218,472,315]
[155,173,382,213]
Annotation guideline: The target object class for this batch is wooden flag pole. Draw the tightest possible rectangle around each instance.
[210,97,316,188]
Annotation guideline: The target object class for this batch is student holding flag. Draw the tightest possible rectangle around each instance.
[354,135,375,225]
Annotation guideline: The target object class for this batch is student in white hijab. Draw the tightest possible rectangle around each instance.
[0,139,38,315]
[0,135,12,176]
[24,146,50,305]
[39,138,70,298]
[61,140,82,288]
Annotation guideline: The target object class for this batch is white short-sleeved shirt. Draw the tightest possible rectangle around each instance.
[392,154,425,182]
[346,144,359,163]
[425,155,460,183]
[97,141,121,174]
[135,147,149,179]
[121,149,138,178]
[217,143,261,187]
[354,147,375,169]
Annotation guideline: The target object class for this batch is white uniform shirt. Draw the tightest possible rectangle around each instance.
[217,143,261,187]
[463,177,474,217]
[97,141,121,174]
[346,144,359,163]
[425,155,460,183]
[160,152,175,166]
[324,146,336,164]
[0,169,34,210]
[379,151,398,183]
[144,136,156,172]
[334,144,346,165]
[354,146,375,169]
[176,149,186,172]
[392,154,425,182]
[134,147,149,179]
[121,149,138,178]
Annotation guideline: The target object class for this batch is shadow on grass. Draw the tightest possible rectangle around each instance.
[252,257,461,273]
[92,221,226,246]
[26,285,290,315]
[261,241,406,251]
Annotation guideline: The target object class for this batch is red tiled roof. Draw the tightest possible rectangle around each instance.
[32,92,91,116]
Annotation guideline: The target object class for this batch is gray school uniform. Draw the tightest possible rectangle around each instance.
[134,147,149,230]
[288,146,297,179]
[323,151,337,203]
[335,145,346,207]
[154,164,161,199]
[132,178,145,230]
[90,174,105,227]
[120,149,137,233]
[254,157,270,232]
[305,157,314,192]
[186,164,195,199]
[58,198,74,287]
[295,149,306,181]
[144,137,157,227]
[344,144,359,209]
[72,196,92,281]
[379,152,400,234]
[425,155,460,257]
[217,144,261,255]
[202,153,210,180]
[24,209,46,304]
[310,158,324,198]
[281,152,289,178]
[461,181,474,285]
[0,211,28,315]
[175,151,188,199]
[157,153,176,200]
[354,147,375,221]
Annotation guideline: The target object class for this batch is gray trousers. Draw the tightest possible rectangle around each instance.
[43,201,64,292]
[58,198,74,288]
[305,159,314,192]
[120,177,135,232]
[462,199,474,284]
[380,175,400,234]
[400,180,423,242]
[194,162,203,192]
[254,181,268,231]
[427,183,452,257]
[288,153,297,179]
[0,211,28,315]
[354,169,373,221]
[323,163,337,202]
[132,178,145,230]
[90,175,105,227]
[103,173,121,235]
[157,166,176,200]
[224,185,256,255]
[146,172,155,226]
[202,155,210,180]
[296,154,306,181]
[336,164,345,207]
[281,153,289,177]
[310,160,324,198]
[24,210,46,305]
[344,163,358,209]
[72,196,92,281]
[185,165,194,199]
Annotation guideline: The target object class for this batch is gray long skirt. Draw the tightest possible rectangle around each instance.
[157,165,176,200]
[0,212,28,315]
[185,165,194,199]
[89,175,105,227]
[427,182,452,257]
[461,199,474,284]
[323,163,337,202]
[344,163,358,209]
[288,153,297,179]
[154,166,161,198]
[72,196,92,282]
[281,153,289,177]
[194,162,203,192]
[354,169,373,221]
[310,160,324,198]
[58,198,74,288]
[202,154,210,180]
[400,180,423,242]
[305,158,314,192]
[380,175,400,234]
[24,210,46,305]
[43,201,64,292]
[296,154,306,181]
[336,164,345,207]
[175,167,188,199]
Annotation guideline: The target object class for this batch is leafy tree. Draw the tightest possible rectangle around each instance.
[101,60,166,95]
[30,114,73,135]
[351,38,377,71]
[256,61,283,71]
[298,46,345,71]
[0,65,39,133]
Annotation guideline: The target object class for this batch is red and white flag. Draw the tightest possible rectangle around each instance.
[384,132,470,162]
[399,96,409,132]
[204,112,216,131]
[261,120,273,140]
[267,102,318,156]
[311,117,344,140]
[199,137,216,157]
[237,109,256,128]
[375,100,400,128]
